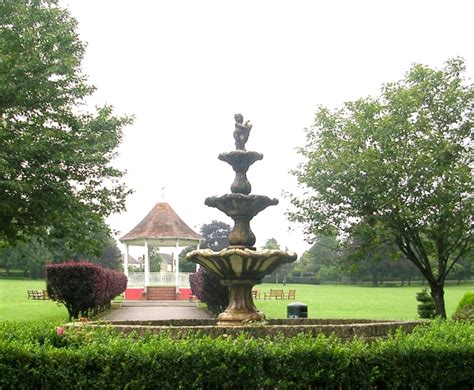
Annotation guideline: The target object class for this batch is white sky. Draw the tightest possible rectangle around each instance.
[60,0,474,257]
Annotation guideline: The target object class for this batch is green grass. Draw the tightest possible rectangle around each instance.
[1,278,472,322]
[0,279,68,322]
[254,282,474,320]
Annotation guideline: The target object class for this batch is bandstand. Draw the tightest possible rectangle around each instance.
[120,202,202,300]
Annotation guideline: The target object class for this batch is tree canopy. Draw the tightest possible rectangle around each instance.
[200,220,231,251]
[290,58,473,317]
[0,0,132,253]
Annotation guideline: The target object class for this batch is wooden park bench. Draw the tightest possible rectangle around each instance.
[251,290,261,300]
[284,289,296,300]
[263,289,284,300]
[27,289,49,300]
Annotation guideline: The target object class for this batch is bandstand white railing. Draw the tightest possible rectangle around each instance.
[127,272,191,288]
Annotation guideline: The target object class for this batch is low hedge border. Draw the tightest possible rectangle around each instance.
[0,320,473,389]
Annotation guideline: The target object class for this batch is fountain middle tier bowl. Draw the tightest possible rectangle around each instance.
[218,150,263,172]
[204,194,278,219]
[186,247,297,281]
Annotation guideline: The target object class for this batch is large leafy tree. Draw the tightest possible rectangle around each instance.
[290,58,473,318]
[200,220,231,251]
[0,0,132,252]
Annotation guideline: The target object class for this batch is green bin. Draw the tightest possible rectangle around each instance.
[287,302,308,318]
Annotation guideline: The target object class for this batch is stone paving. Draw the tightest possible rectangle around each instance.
[100,301,212,321]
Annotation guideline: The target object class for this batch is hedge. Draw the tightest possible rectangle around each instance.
[45,261,127,320]
[453,292,474,321]
[0,320,472,389]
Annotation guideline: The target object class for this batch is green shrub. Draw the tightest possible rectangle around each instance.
[416,288,436,318]
[452,292,474,321]
[0,320,473,388]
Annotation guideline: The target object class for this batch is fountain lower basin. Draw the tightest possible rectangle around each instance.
[187,248,297,325]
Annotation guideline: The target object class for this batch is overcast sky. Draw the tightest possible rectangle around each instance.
[61,0,474,256]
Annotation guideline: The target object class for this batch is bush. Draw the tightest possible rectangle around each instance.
[189,268,229,315]
[0,320,473,388]
[416,288,435,319]
[452,292,474,321]
[45,261,127,320]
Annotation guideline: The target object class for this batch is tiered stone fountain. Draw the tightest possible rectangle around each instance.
[84,113,423,339]
[186,114,297,325]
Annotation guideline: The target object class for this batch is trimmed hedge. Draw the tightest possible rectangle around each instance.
[453,292,474,321]
[416,288,436,319]
[45,261,127,320]
[0,320,472,389]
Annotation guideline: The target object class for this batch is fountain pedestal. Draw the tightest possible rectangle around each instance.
[218,280,263,325]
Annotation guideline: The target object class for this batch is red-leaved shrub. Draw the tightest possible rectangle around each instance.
[189,268,228,315]
[45,261,127,320]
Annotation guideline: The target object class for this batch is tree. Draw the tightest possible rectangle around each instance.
[262,238,282,282]
[179,246,198,272]
[301,235,340,274]
[0,0,133,253]
[290,58,473,318]
[148,247,162,272]
[0,237,52,278]
[200,221,231,251]
[94,238,122,270]
[262,238,280,250]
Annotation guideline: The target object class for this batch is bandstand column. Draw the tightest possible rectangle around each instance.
[174,239,180,288]
[124,244,129,278]
[144,239,150,287]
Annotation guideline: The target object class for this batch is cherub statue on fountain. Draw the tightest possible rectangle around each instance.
[233,113,252,150]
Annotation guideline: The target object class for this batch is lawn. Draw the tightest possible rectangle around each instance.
[0,278,472,322]
[254,282,473,320]
[0,279,68,322]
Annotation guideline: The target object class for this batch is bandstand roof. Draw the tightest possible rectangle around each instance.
[120,202,203,247]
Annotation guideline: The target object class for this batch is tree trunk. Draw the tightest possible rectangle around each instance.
[428,282,447,319]
[372,273,378,286]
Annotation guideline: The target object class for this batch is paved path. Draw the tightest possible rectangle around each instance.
[101,301,212,321]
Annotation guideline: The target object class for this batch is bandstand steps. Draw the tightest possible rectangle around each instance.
[146,286,177,300]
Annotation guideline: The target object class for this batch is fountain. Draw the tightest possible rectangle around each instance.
[186,114,297,325]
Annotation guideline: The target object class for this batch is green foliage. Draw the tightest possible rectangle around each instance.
[0,234,122,279]
[189,221,231,314]
[148,247,162,272]
[290,58,473,318]
[45,261,127,320]
[416,288,436,319]
[179,246,198,272]
[189,268,229,315]
[261,237,280,250]
[200,220,231,251]
[0,0,133,252]
[0,320,473,388]
[0,237,51,278]
[452,292,474,321]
